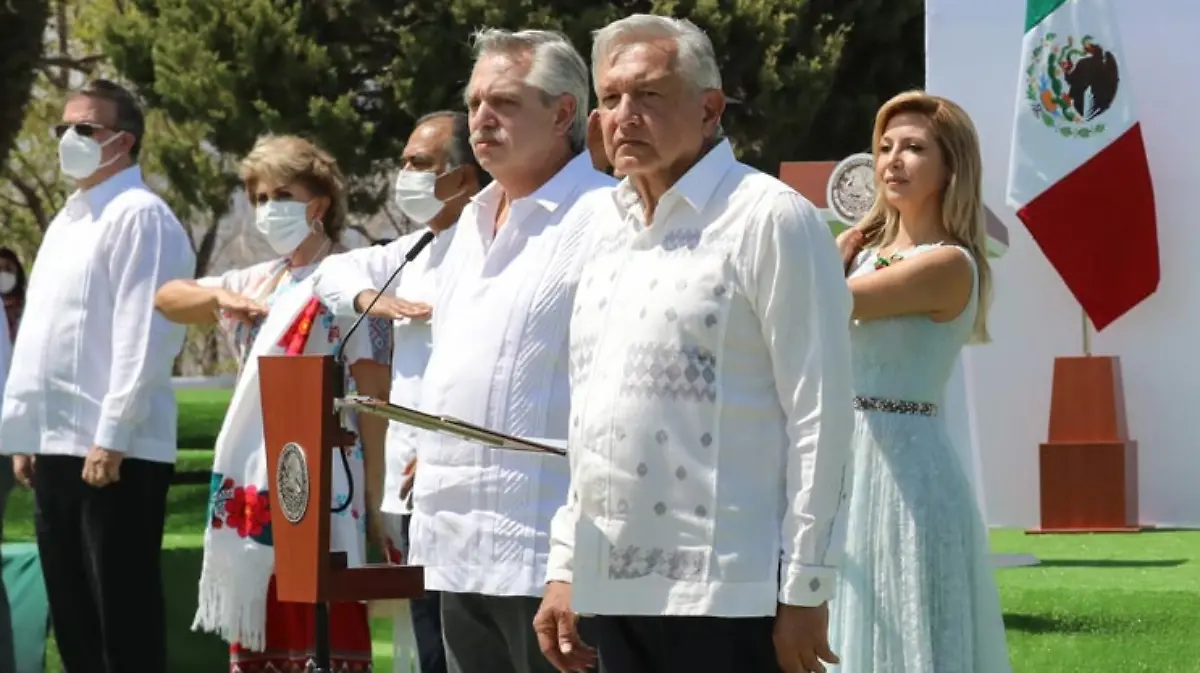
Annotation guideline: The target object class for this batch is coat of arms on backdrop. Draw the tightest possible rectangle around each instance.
[826,153,876,225]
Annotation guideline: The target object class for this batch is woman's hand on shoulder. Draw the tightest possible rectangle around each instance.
[848,246,974,322]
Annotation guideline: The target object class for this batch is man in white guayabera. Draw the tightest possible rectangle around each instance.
[534,15,856,673]
[0,78,194,673]
[315,28,614,673]
[313,109,488,673]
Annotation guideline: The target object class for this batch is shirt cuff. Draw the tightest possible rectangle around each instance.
[778,564,837,607]
[546,548,574,585]
[328,282,375,318]
[93,415,133,453]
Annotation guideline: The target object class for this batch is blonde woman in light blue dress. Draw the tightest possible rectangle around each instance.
[830,91,1012,673]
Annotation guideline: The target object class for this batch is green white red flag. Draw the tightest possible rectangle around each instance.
[1006,0,1159,330]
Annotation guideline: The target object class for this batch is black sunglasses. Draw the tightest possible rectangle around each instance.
[53,123,109,139]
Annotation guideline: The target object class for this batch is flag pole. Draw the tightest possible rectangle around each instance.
[1082,308,1092,356]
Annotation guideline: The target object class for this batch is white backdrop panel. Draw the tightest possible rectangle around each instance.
[926,0,1200,527]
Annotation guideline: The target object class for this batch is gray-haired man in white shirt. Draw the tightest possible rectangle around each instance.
[535,15,855,673]
[0,79,194,673]
[315,28,613,673]
[315,109,489,673]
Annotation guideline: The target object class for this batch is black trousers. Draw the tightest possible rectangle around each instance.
[399,514,447,673]
[32,454,172,673]
[593,615,783,673]
[440,592,564,673]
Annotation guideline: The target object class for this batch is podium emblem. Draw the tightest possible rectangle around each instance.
[277,442,310,524]
[826,153,875,225]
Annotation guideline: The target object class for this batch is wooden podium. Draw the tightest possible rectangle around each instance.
[259,354,424,671]
[1031,355,1142,533]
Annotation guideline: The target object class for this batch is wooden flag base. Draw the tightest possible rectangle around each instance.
[1027,356,1145,534]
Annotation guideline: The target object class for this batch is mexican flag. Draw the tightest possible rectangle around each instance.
[1006,0,1159,331]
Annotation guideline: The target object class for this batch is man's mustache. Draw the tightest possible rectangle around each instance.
[470,130,503,144]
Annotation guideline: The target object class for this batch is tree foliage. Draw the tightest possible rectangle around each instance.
[99,0,923,215]
[0,0,245,277]
[0,0,50,168]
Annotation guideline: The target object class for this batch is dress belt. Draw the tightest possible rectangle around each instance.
[853,395,938,417]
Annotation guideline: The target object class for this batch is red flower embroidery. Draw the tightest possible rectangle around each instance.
[278,298,323,355]
[224,485,271,538]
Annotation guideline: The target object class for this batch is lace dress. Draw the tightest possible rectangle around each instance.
[829,244,1011,673]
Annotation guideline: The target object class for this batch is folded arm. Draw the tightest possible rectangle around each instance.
[747,192,855,607]
[98,206,196,452]
[849,245,975,322]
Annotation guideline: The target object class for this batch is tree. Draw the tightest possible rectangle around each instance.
[0,0,251,374]
[97,0,923,206]
[0,0,50,168]
[0,0,92,261]
[804,0,925,159]
[0,0,252,268]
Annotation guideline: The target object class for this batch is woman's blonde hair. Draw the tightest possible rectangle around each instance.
[857,90,992,343]
[240,135,348,241]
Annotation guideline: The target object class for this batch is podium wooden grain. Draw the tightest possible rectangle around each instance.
[259,354,425,602]
[1030,356,1142,533]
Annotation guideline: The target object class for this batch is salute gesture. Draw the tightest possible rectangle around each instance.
[353,289,432,321]
[215,288,268,325]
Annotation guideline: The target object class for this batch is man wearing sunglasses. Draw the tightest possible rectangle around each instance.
[0,79,195,673]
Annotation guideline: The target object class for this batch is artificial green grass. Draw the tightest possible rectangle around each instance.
[4,389,1198,672]
[990,529,1200,672]
[176,388,231,452]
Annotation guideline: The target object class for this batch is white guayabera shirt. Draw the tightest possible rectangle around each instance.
[0,166,194,463]
[323,152,615,598]
[314,225,458,515]
[412,152,614,597]
[547,141,856,617]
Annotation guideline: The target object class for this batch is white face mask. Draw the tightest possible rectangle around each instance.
[394,170,449,224]
[0,272,15,295]
[255,200,315,255]
[58,127,125,180]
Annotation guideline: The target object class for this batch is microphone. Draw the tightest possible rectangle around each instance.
[333,229,436,367]
[327,229,436,516]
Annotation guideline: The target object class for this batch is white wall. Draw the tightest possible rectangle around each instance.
[927,0,1200,527]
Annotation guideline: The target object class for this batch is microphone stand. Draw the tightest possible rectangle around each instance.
[313,229,437,673]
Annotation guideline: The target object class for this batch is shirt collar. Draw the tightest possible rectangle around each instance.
[471,151,595,216]
[612,139,736,218]
[69,165,145,217]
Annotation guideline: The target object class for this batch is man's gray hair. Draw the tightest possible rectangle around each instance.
[469,28,590,151]
[591,15,722,93]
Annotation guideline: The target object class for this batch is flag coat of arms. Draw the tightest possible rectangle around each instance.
[1006,0,1159,331]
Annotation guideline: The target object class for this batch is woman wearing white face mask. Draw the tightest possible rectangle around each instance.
[155,135,391,673]
[0,248,24,341]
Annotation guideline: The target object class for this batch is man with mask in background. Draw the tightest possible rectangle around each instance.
[0,78,195,673]
[314,110,486,673]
